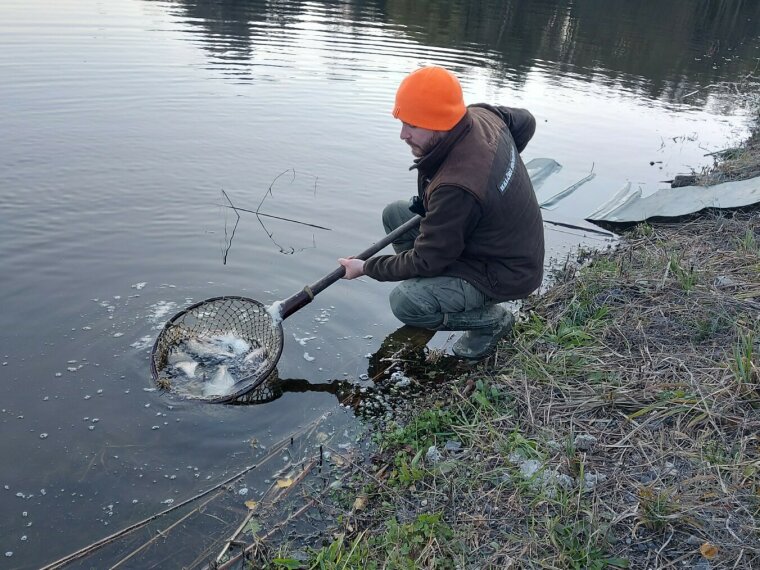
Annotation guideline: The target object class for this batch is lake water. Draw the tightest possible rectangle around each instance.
[1,0,758,567]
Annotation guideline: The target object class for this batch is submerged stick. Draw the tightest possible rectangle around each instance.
[221,190,241,265]
[211,458,319,566]
[108,490,226,570]
[39,437,293,570]
[218,203,332,231]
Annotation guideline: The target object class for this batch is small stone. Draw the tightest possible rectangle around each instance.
[519,460,542,478]
[714,275,736,288]
[425,445,442,464]
[5,552,12,558]
[556,473,575,490]
[574,434,597,452]
[583,472,608,491]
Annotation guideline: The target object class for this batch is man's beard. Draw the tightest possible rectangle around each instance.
[409,132,444,157]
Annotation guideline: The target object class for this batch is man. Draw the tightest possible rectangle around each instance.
[339,65,544,359]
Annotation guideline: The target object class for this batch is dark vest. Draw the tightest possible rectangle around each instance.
[417,107,545,300]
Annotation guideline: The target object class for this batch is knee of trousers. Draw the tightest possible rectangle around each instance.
[382,200,412,233]
[389,282,443,329]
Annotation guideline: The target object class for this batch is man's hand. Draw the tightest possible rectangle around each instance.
[338,258,365,280]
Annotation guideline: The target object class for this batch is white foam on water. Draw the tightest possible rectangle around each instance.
[148,301,177,323]
[167,349,193,365]
[266,301,284,326]
[213,333,250,356]
[131,282,147,290]
[293,333,317,346]
[130,336,153,350]
[303,352,315,362]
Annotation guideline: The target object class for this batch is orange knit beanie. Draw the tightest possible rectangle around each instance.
[393,66,466,131]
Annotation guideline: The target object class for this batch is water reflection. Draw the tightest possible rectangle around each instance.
[151,0,760,105]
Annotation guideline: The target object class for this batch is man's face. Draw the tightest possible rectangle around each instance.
[400,122,444,157]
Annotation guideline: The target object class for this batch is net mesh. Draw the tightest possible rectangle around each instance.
[150,296,284,403]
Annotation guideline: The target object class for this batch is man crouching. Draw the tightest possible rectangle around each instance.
[340,65,544,359]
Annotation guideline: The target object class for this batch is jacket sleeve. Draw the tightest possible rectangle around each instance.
[364,187,481,282]
[470,103,536,153]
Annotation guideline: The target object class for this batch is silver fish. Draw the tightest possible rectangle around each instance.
[203,365,235,397]
[174,361,199,378]
[185,338,235,361]
[243,346,267,364]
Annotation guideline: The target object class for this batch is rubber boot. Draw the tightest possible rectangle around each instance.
[441,304,515,359]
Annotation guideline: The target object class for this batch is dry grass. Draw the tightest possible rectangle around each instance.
[697,101,760,186]
[288,212,760,570]
[257,125,760,568]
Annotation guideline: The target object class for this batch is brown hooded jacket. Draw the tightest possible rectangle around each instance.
[363,104,544,301]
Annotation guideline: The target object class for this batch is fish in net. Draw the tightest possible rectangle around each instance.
[151,296,283,403]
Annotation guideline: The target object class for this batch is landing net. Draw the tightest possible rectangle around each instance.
[150,296,284,403]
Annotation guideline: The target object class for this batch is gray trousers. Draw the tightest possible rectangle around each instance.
[382,200,491,329]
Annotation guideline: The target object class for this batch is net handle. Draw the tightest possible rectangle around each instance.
[279,214,422,319]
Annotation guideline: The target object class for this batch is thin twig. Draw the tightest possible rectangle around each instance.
[221,190,241,265]
[217,204,331,231]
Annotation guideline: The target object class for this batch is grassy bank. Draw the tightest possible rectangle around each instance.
[287,214,760,569]
[698,108,760,185]
[251,150,760,569]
